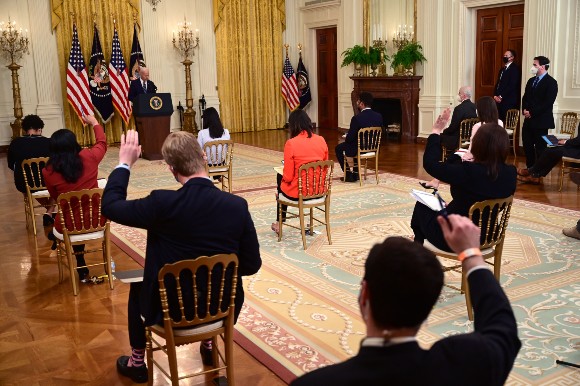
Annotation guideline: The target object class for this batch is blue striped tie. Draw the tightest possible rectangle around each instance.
[532,77,539,88]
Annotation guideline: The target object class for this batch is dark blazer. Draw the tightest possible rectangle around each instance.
[441,99,478,148]
[563,133,580,158]
[7,135,51,193]
[343,108,383,156]
[102,169,261,325]
[291,269,521,386]
[521,73,558,129]
[494,63,521,118]
[128,78,158,101]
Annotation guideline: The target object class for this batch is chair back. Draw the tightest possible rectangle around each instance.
[157,254,239,331]
[459,118,479,148]
[560,112,579,137]
[469,196,513,250]
[21,157,49,193]
[505,109,519,131]
[357,126,382,154]
[56,188,108,236]
[203,140,233,170]
[297,160,334,200]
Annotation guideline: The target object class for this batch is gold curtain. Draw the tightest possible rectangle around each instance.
[214,0,286,133]
[51,0,139,146]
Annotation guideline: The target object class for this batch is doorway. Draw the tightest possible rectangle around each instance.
[316,27,338,129]
[474,4,524,101]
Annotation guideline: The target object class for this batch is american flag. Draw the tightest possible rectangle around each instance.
[66,24,94,122]
[108,27,131,124]
[281,55,300,111]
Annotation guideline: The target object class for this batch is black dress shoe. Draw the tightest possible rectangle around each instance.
[200,343,215,366]
[340,172,359,183]
[117,355,148,383]
[43,214,54,226]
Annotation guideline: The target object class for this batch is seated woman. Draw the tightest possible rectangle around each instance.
[43,115,107,281]
[411,110,516,252]
[197,107,230,167]
[271,110,328,235]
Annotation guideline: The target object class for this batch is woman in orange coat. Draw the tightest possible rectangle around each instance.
[271,110,328,234]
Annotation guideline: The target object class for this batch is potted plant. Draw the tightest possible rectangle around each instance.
[391,42,426,76]
[368,46,389,76]
[341,45,369,76]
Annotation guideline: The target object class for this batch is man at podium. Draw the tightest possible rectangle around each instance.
[128,67,157,101]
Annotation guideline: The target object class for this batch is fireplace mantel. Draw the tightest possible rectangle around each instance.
[350,76,422,141]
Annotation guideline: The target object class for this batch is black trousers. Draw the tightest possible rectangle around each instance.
[529,146,565,177]
[522,124,548,168]
[335,142,359,173]
[410,202,452,252]
[128,282,146,349]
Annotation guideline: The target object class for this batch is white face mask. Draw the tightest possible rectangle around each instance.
[457,95,463,103]
[530,66,539,75]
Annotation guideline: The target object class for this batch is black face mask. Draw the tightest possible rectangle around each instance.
[502,57,510,64]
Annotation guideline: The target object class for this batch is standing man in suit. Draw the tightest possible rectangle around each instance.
[494,50,521,123]
[102,130,261,383]
[128,67,157,102]
[291,214,521,386]
[336,92,383,182]
[521,55,558,170]
[440,86,478,151]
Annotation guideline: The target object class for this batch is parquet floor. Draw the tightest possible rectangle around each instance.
[0,128,577,385]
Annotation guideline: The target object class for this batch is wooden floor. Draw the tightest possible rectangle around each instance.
[0,128,577,386]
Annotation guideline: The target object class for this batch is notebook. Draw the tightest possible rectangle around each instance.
[542,135,561,147]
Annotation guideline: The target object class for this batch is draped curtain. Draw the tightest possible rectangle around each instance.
[51,0,139,146]
[214,0,286,133]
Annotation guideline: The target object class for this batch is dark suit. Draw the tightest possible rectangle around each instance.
[102,169,261,349]
[335,108,383,172]
[521,73,558,167]
[291,269,521,386]
[530,132,580,176]
[7,135,50,193]
[494,62,521,122]
[440,99,478,149]
[128,78,157,101]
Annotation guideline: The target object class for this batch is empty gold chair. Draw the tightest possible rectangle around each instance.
[343,126,382,186]
[146,254,239,386]
[278,160,333,249]
[424,196,513,321]
[54,188,113,296]
[559,112,579,139]
[203,140,234,192]
[504,109,520,158]
[21,157,51,236]
[557,112,580,191]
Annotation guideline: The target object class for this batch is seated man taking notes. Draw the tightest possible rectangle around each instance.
[102,130,261,383]
[291,214,521,386]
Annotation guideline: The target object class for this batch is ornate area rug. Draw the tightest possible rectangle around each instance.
[103,145,580,385]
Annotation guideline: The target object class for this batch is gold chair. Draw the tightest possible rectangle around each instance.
[558,156,580,192]
[459,118,480,150]
[21,157,51,236]
[54,188,113,296]
[343,126,382,186]
[203,140,234,192]
[504,109,520,158]
[559,112,579,139]
[423,196,513,321]
[278,160,333,249]
[146,254,239,386]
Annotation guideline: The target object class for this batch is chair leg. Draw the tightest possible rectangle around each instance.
[299,206,307,250]
[165,340,180,386]
[224,333,235,386]
[56,243,64,283]
[463,271,473,321]
[375,156,379,184]
[67,247,79,296]
[358,156,363,187]
[211,336,220,375]
[145,328,154,385]
[325,201,332,245]
[277,201,283,242]
[104,237,114,290]
[558,163,565,192]
[309,208,314,236]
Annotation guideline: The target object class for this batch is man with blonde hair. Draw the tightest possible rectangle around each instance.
[102,130,261,383]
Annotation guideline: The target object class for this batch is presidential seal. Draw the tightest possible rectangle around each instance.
[150,96,163,110]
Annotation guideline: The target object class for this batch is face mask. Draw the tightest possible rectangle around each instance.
[502,57,509,64]
[530,66,538,75]
[457,95,463,103]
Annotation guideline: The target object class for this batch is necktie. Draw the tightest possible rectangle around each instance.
[532,77,539,88]
[142,81,147,93]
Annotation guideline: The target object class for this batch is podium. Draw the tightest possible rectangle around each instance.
[133,93,173,160]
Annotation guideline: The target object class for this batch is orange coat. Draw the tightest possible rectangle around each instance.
[281,131,328,198]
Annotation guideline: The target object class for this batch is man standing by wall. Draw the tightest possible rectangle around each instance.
[494,50,521,123]
[521,56,558,170]
[440,86,477,151]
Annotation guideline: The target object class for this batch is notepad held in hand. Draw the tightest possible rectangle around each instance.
[410,189,444,211]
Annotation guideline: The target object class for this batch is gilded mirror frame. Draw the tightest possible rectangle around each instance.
[363,0,417,49]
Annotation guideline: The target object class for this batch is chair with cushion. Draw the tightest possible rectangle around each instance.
[278,160,333,249]
[559,112,579,139]
[504,109,520,158]
[423,196,513,321]
[343,126,382,186]
[21,157,51,236]
[459,117,480,150]
[54,188,113,296]
[203,140,234,192]
[146,254,239,386]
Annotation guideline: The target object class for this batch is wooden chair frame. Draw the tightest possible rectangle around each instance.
[278,160,333,249]
[459,118,480,150]
[203,140,234,193]
[424,196,513,321]
[343,126,382,186]
[505,109,520,158]
[21,157,51,236]
[559,157,580,192]
[146,254,239,386]
[559,112,579,138]
[54,188,113,296]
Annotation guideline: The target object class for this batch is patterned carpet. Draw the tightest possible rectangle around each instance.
[102,144,580,385]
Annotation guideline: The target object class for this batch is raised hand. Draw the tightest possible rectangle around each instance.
[119,130,141,168]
